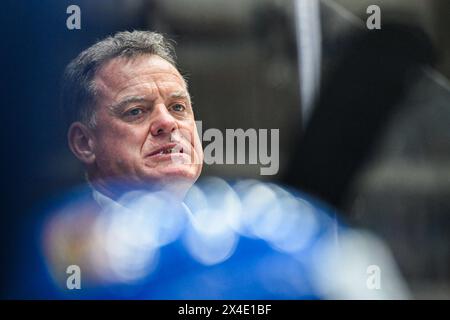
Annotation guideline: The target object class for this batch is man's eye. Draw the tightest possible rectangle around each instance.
[125,108,144,117]
[171,104,186,112]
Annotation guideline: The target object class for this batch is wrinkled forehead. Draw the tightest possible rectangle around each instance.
[94,54,187,99]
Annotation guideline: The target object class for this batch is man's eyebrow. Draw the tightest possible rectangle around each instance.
[109,96,152,114]
[169,91,190,102]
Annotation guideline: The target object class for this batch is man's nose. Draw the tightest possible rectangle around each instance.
[150,103,177,136]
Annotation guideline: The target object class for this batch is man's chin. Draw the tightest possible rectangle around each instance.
[140,166,200,196]
[145,163,196,179]
[89,164,200,204]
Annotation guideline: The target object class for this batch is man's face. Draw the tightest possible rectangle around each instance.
[89,54,203,198]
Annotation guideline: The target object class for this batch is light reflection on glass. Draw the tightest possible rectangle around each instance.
[41,177,408,299]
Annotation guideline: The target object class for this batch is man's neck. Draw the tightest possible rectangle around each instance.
[86,174,190,202]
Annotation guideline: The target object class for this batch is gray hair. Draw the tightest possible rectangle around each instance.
[61,30,177,128]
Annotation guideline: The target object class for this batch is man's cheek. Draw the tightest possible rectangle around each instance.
[105,139,141,166]
[177,127,202,165]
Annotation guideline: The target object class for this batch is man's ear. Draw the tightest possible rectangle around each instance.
[68,122,96,165]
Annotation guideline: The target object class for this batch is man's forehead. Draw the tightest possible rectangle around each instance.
[94,55,187,95]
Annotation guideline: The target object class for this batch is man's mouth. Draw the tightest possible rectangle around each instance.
[147,144,184,157]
